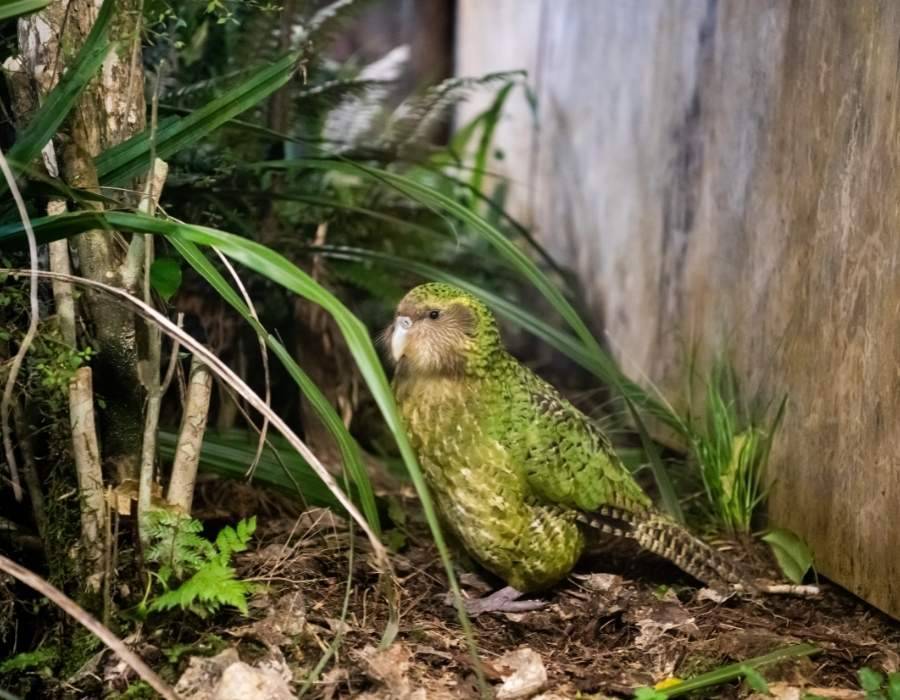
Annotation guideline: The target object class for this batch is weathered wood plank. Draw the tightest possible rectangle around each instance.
[456,0,900,618]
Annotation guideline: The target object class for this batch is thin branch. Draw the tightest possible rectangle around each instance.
[69,367,106,591]
[160,312,184,395]
[134,158,168,539]
[0,553,178,700]
[213,249,271,477]
[165,357,213,513]
[0,145,38,502]
[2,269,389,569]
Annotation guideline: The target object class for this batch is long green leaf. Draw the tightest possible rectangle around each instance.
[624,394,684,523]
[256,157,604,356]
[0,0,51,19]
[168,236,381,535]
[645,643,820,698]
[1,0,115,192]
[95,52,301,185]
[158,430,345,509]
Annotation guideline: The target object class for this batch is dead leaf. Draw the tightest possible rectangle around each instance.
[572,573,623,593]
[495,647,548,699]
[355,643,424,699]
[697,586,734,604]
[627,600,699,650]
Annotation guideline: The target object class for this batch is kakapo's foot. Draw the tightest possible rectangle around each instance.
[445,586,549,615]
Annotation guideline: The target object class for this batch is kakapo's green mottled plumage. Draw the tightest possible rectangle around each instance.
[391,283,747,593]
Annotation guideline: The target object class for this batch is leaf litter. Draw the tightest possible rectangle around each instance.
[80,493,899,699]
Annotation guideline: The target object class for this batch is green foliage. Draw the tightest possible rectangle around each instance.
[633,643,819,698]
[0,646,57,674]
[0,0,51,19]
[143,510,257,617]
[739,664,769,694]
[686,359,786,535]
[858,667,900,700]
[633,688,667,700]
[762,528,814,584]
[149,257,182,301]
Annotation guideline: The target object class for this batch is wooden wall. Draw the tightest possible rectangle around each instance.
[456,0,900,619]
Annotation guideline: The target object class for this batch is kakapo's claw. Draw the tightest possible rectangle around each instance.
[445,586,549,615]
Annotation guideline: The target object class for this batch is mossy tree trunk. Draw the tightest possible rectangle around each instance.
[19,0,147,485]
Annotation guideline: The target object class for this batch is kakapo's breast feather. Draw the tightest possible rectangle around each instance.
[394,352,649,592]
[395,372,583,592]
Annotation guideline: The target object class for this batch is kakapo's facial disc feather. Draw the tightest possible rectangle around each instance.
[389,283,752,593]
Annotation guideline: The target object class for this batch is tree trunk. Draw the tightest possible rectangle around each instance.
[19,0,148,483]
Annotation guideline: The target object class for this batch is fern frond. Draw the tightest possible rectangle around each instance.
[214,516,257,564]
[381,71,525,150]
[319,45,409,148]
[149,562,253,617]
[294,0,370,54]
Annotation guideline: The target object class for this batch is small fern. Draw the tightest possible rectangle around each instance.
[144,511,257,618]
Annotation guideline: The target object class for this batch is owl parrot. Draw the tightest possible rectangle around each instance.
[387,283,753,613]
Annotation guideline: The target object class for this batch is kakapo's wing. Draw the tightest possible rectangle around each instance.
[499,360,653,515]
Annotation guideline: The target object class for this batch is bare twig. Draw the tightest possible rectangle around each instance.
[160,313,183,396]
[0,145,38,502]
[213,249,271,477]
[2,269,389,569]
[165,356,213,513]
[760,582,821,597]
[0,553,178,700]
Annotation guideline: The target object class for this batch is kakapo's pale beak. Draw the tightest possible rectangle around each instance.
[391,316,413,361]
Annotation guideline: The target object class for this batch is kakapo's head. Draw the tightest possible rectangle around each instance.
[385,283,502,376]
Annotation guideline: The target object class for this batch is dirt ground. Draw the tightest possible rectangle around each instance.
[142,490,900,700]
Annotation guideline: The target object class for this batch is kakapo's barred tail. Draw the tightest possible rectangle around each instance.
[581,506,757,592]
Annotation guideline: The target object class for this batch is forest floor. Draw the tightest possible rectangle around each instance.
[96,483,900,700]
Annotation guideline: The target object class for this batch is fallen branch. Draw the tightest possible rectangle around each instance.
[0,553,178,700]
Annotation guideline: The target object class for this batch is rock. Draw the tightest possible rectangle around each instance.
[495,647,548,700]
[214,661,296,700]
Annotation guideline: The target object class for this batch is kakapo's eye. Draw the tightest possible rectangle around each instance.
[428,309,440,320]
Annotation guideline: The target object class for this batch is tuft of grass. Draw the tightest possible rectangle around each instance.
[686,358,786,535]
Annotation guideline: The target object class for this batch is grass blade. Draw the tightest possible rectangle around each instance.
[0,0,52,19]
[624,395,684,523]
[645,643,820,698]
[157,430,353,510]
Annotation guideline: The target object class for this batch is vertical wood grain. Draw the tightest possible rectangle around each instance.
[456,0,900,618]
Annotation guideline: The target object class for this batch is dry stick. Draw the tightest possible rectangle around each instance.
[70,367,106,592]
[213,250,271,477]
[0,553,178,700]
[0,145,37,502]
[160,313,184,396]
[165,356,213,513]
[3,269,389,568]
[135,159,169,538]
[135,69,168,534]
